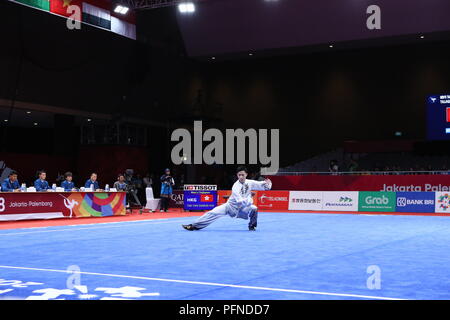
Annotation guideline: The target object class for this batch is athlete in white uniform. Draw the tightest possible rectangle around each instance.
[182,166,272,231]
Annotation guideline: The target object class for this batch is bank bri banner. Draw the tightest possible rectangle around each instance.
[396,192,435,213]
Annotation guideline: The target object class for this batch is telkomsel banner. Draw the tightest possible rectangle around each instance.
[254,191,289,210]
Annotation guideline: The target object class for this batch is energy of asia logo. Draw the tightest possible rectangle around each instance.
[438,194,450,211]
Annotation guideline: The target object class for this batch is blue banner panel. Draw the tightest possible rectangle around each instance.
[396,192,435,213]
[183,190,217,210]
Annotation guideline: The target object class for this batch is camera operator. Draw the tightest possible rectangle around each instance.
[160,168,175,212]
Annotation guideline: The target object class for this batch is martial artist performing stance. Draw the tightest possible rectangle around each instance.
[182,166,272,231]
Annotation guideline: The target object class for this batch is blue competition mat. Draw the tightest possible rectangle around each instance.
[1,213,450,300]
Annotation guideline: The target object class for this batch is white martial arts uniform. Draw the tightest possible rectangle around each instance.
[191,179,272,229]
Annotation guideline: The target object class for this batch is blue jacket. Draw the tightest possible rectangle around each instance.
[160,174,174,196]
[85,179,99,190]
[1,178,20,192]
[34,179,50,191]
[61,180,75,192]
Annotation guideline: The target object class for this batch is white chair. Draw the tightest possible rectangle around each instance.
[145,187,160,212]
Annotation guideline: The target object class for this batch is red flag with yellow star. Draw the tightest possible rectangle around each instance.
[50,0,83,19]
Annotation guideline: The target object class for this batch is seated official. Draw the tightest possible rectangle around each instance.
[85,173,100,191]
[113,174,127,191]
[34,170,51,192]
[61,171,76,192]
[1,170,21,192]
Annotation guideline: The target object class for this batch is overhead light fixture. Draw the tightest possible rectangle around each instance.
[420,35,425,39]
[178,2,195,13]
[3,119,8,122]
[33,122,38,126]
[114,4,129,15]
[211,56,216,60]
[87,118,92,122]
[329,44,334,48]
[26,111,31,114]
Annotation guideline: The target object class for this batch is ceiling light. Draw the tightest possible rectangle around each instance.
[114,4,129,15]
[178,2,195,13]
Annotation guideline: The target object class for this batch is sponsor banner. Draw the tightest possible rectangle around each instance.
[358,192,396,212]
[288,191,323,211]
[254,191,289,210]
[269,175,450,192]
[322,192,359,211]
[217,190,232,205]
[169,190,184,208]
[435,192,450,213]
[0,192,126,221]
[396,192,435,213]
[183,185,217,210]
[183,185,218,191]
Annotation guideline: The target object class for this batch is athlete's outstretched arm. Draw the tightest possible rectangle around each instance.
[248,178,272,191]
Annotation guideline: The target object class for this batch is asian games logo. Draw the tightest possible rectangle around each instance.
[438,194,450,211]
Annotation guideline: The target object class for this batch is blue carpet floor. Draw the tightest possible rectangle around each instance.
[0,212,450,300]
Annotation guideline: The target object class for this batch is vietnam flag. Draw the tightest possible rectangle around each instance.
[50,0,83,18]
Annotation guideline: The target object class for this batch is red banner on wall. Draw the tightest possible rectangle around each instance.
[253,191,289,210]
[269,174,450,192]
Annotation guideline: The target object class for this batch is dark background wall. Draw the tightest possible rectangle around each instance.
[179,42,450,166]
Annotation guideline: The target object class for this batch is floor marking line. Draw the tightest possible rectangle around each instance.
[0,265,405,300]
[0,219,193,236]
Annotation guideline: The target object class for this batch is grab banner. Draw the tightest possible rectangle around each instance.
[396,192,435,213]
[288,191,323,211]
[358,192,396,212]
[322,192,359,211]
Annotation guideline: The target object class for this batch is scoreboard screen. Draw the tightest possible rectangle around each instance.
[183,185,218,211]
[427,94,450,141]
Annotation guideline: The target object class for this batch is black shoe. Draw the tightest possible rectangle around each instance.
[248,226,256,231]
[182,224,199,231]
